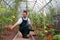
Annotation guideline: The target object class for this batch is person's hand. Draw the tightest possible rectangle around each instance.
[7,25,13,31]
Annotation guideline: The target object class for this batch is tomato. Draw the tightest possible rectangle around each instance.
[7,26,12,31]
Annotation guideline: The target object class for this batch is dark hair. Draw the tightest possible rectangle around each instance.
[23,10,27,14]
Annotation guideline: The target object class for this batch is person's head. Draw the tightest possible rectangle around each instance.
[22,10,27,18]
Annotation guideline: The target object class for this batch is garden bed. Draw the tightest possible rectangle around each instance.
[0,28,18,40]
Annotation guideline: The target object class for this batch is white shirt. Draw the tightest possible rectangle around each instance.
[17,17,31,24]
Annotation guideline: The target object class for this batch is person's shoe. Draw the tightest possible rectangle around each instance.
[32,35,36,36]
[23,36,29,38]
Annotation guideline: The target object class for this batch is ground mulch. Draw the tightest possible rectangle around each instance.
[0,28,42,40]
[0,28,18,40]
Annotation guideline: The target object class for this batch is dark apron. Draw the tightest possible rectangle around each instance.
[19,17,30,36]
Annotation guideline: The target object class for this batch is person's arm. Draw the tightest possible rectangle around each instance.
[29,24,32,28]
[28,18,32,28]
[11,22,19,29]
[8,18,22,30]
[7,22,18,30]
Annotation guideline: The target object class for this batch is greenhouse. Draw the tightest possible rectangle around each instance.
[0,0,60,40]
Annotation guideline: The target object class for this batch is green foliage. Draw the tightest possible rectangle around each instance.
[32,14,38,26]
[36,30,46,40]
[53,35,60,40]
[0,0,20,32]
[38,13,46,28]
[28,11,46,29]
[0,6,6,13]
[28,13,38,30]
[37,30,43,37]
[48,28,55,35]
[0,9,16,23]
[47,6,55,26]
[15,0,22,3]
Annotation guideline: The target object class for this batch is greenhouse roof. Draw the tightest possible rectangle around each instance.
[0,0,60,13]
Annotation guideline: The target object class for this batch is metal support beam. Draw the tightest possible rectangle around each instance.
[3,0,13,9]
[31,0,37,12]
[38,0,52,13]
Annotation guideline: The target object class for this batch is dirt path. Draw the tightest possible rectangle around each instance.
[1,28,18,40]
[1,28,37,40]
[13,31,36,40]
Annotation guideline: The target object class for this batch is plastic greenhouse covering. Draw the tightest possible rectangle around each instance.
[0,0,60,40]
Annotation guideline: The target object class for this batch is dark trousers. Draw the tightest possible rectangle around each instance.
[19,28,34,37]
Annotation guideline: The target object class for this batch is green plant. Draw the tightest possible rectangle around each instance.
[37,30,43,37]
[0,6,6,13]
[48,28,55,35]
[46,6,55,27]
[28,13,39,30]
[0,0,21,33]
[38,13,46,28]
[53,35,60,40]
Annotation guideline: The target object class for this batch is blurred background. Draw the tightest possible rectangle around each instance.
[0,0,60,40]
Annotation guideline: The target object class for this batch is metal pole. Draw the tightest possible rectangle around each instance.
[38,0,52,13]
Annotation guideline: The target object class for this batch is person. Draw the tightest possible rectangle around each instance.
[7,10,36,38]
